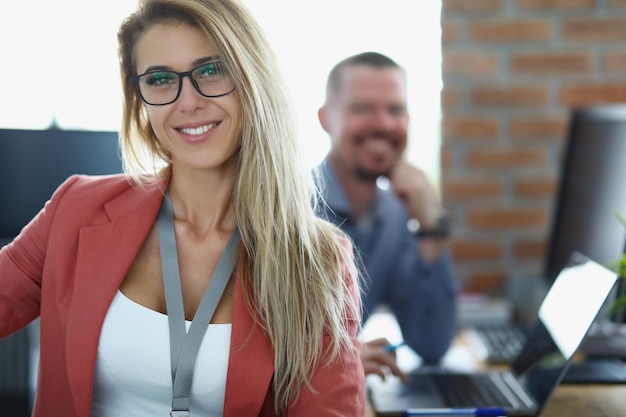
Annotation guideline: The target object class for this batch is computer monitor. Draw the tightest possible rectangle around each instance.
[521,105,626,362]
[543,105,626,327]
[0,127,123,244]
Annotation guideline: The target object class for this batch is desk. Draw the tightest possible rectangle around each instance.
[540,384,626,416]
[367,385,626,417]
[365,329,626,417]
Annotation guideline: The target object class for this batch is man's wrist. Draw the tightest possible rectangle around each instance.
[407,212,450,239]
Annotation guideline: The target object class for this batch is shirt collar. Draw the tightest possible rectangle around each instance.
[318,157,385,221]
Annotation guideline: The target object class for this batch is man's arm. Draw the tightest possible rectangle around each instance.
[387,159,458,362]
[389,159,449,262]
[386,248,457,363]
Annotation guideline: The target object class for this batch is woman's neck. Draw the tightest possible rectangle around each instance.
[167,164,237,240]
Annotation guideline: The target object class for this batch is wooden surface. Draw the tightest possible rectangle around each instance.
[365,329,626,417]
[540,384,626,417]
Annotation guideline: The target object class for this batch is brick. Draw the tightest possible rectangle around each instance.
[471,85,549,106]
[466,149,547,168]
[442,116,500,139]
[442,20,461,44]
[441,86,462,107]
[560,83,626,106]
[467,270,507,292]
[468,19,551,42]
[605,51,626,72]
[467,207,549,229]
[443,0,502,12]
[517,0,596,9]
[443,51,498,76]
[440,148,454,170]
[514,178,559,197]
[511,116,568,138]
[562,18,626,41]
[510,52,593,74]
[451,240,503,261]
[442,178,503,199]
[514,239,547,258]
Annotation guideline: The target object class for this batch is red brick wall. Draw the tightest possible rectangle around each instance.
[441,0,626,293]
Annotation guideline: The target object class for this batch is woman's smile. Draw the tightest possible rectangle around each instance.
[176,121,221,144]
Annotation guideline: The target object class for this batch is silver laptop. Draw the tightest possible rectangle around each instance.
[369,252,619,417]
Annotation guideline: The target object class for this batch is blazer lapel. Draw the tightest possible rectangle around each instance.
[224,278,275,416]
[65,183,163,417]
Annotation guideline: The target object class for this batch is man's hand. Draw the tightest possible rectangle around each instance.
[362,338,409,383]
[389,159,449,261]
[389,158,441,227]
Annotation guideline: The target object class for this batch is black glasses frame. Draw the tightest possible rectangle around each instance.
[132,62,236,106]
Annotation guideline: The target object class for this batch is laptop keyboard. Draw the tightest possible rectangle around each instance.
[431,373,513,407]
[467,323,527,363]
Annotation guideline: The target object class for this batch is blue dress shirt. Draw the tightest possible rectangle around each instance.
[315,159,458,363]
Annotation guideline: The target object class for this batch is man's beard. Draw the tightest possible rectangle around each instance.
[354,164,391,183]
[352,132,397,182]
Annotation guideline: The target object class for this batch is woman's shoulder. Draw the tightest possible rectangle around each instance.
[61,173,132,189]
[316,220,359,282]
[52,173,163,209]
[317,218,354,253]
[59,173,161,194]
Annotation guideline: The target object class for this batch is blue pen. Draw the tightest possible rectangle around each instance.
[384,341,406,352]
[404,407,506,416]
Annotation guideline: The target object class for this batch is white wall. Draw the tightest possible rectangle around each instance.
[0,0,441,176]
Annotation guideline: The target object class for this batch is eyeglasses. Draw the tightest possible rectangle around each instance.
[132,61,236,106]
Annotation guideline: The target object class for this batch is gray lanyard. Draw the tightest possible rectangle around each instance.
[157,191,241,417]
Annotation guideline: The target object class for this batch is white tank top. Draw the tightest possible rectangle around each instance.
[91,290,231,417]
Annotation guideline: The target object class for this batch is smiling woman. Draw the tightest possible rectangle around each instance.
[0,0,441,173]
[1,1,366,416]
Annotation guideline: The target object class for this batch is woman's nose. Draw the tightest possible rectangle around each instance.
[176,76,205,112]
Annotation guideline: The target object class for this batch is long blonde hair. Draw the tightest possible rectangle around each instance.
[117,0,361,412]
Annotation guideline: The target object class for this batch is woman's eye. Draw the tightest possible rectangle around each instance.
[145,72,177,86]
[197,63,224,78]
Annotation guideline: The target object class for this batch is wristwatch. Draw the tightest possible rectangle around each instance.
[409,213,450,239]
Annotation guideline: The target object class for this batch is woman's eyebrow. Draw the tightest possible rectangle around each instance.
[192,55,220,66]
[143,65,171,73]
[142,56,220,73]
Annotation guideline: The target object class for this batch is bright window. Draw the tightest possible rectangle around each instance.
[0,1,441,176]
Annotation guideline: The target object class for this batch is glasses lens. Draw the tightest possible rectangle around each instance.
[136,61,235,105]
[137,71,180,105]
[192,62,235,98]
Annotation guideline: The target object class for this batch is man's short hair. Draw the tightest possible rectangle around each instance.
[324,52,403,104]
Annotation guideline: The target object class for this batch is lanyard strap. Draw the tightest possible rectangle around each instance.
[157,191,240,416]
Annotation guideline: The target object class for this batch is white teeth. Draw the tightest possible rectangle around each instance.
[180,123,216,135]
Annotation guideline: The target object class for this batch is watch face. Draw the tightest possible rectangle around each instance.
[413,213,450,238]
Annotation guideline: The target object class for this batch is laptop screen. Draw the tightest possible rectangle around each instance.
[512,252,618,409]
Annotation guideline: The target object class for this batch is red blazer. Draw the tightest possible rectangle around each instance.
[0,174,364,417]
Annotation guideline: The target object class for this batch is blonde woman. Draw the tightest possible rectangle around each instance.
[0,0,364,416]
